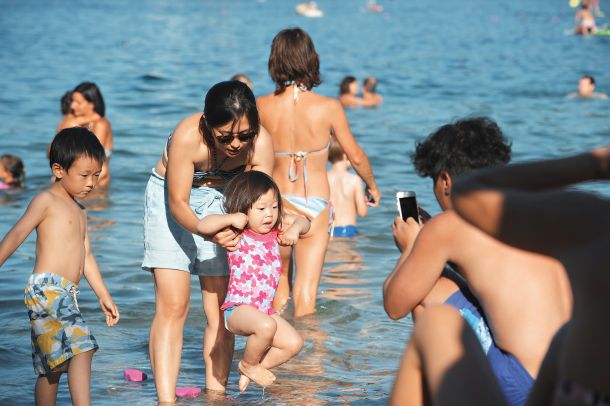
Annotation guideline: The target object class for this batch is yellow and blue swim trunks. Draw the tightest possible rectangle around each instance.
[24,273,98,375]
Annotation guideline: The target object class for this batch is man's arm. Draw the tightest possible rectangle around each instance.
[452,148,610,258]
[0,193,50,267]
[384,215,452,320]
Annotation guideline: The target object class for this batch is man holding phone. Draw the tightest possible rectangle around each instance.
[383,117,572,406]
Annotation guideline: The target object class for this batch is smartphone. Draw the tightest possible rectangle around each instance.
[396,191,419,223]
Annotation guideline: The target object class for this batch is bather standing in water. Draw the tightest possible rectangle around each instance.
[257,28,381,317]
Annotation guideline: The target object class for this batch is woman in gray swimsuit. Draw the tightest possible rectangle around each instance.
[142,81,274,401]
[257,28,381,317]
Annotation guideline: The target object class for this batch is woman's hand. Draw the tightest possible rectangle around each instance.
[211,228,242,252]
[392,216,422,254]
[366,186,381,207]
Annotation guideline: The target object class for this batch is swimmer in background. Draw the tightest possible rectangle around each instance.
[362,76,383,106]
[566,75,608,99]
[0,154,25,190]
[338,76,383,109]
[327,138,368,238]
[574,1,597,35]
[230,74,254,91]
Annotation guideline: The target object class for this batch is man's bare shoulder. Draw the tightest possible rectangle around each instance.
[422,211,479,244]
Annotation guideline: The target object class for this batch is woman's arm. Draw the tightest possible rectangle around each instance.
[248,126,274,176]
[166,121,205,235]
[330,100,381,206]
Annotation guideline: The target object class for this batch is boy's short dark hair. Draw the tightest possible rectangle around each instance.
[223,171,283,230]
[412,117,511,181]
[49,128,105,171]
[328,137,345,163]
[60,91,72,115]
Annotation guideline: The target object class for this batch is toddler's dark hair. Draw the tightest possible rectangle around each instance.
[60,91,72,115]
[328,137,345,163]
[412,117,511,181]
[49,127,105,171]
[223,171,283,230]
[0,154,25,188]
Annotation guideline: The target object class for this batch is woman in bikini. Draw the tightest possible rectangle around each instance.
[56,82,113,186]
[142,81,274,402]
[257,28,381,317]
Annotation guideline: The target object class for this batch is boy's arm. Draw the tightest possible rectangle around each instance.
[0,193,50,267]
[353,176,368,218]
[196,213,248,236]
[383,215,452,320]
[278,214,311,246]
[83,228,119,326]
[452,148,610,258]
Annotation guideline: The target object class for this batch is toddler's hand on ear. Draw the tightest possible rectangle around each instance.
[231,213,248,230]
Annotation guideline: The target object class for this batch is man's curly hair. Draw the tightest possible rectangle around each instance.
[412,117,512,181]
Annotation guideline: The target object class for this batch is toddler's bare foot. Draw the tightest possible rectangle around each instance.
[238,373,251,392]
[238,361,275,388]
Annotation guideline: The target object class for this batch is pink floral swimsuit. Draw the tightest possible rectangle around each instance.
[221,228,282,316]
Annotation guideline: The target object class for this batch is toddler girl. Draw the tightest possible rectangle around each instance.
[197,170,310,392]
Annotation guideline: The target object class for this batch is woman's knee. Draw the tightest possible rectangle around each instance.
[155,296,190,321]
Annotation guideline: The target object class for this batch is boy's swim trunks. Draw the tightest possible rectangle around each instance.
[24,273,98,375]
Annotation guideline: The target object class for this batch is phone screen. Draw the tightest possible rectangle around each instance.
[398,195,419,223]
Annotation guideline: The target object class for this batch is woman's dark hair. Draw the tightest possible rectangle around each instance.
[412,117,512,181]
[223,171,283,230]
[49,127,106,171]
[339,76,357,95]
[73,82,106,117]
[0,154,25,188]
[199,81,260,165]
[268,28,322,94]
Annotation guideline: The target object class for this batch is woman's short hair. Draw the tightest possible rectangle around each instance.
[199,81,260,162]
[268,28,322,94]
[73,82,106,117]
[339,76,357,95]
[223,171,283,230]
[0,154,25,188]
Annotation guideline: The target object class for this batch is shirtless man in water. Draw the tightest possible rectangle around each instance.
[385,117,572,406]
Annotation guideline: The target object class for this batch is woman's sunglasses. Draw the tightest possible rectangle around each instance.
[214,130,257,145]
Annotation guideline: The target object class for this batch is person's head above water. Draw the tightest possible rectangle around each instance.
[339,76,358,96]
[363,76,377,93]
[230,74,254,91]
[0,154,25,188]
[60,91,73,115]
[578,75,596,97]
[412,117,512,210]
[72,82,106,117]
[199,80,260,159]
[223,170,283,233]
[268,27,322,94]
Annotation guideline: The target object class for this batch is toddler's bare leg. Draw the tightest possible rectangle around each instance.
[239,314,303,392]
[228,305,276,388]
[67,350,95,406]
[35,372,61,406]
